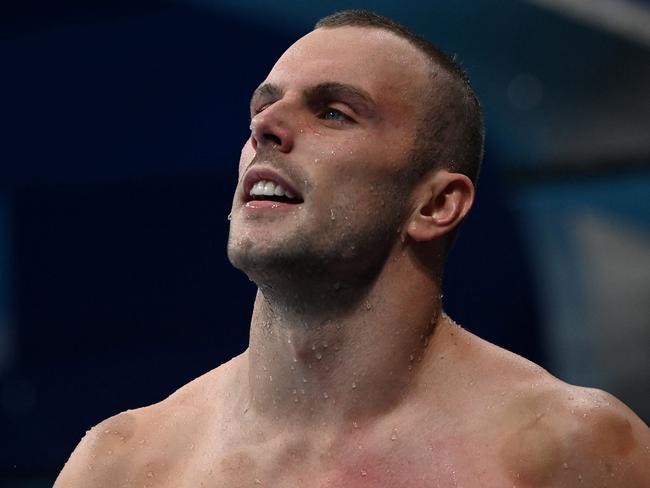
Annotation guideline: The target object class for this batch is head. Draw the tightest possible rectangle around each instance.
[227,10,484,291]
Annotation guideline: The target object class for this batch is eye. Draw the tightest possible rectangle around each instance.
[320,108,353,123]
[251,104,267,117]
[250,101,275,118]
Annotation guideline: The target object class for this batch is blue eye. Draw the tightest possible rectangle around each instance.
[322,108,351,122]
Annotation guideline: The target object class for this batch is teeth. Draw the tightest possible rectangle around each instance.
[250,180,296,199]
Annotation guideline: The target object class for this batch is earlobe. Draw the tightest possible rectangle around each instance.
[406,172,474,243]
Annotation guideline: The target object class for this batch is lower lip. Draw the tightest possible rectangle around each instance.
[244,200,301,210]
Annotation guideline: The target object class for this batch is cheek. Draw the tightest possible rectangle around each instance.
[239,139,255,173]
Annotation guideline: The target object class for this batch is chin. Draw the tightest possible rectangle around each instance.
[226,202,404,285]
[227,233,308,278]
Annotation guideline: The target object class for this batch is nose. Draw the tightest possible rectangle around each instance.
[249,103,295,153]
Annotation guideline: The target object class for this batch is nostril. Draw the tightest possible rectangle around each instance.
[264,133,282,146]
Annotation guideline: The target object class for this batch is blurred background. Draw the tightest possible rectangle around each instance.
[1,0,649,485]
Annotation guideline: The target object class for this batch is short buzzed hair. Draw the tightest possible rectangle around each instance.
[315,10,485,186]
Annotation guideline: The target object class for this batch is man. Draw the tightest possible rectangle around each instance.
[55,10,649,487]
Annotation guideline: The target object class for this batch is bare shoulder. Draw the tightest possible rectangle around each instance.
[469,335,650,487]
[552,386,649,486]
[54,354,244,487]
[53,408,144,488]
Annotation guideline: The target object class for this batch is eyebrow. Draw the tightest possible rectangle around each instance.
[304,82,376,115]
[249,81,377,117]
[250,83,283,112]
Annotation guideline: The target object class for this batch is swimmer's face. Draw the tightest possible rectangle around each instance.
[228,26,433,281]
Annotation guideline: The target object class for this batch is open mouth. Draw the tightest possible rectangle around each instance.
[248,180,303,204]
[243,168,305,206]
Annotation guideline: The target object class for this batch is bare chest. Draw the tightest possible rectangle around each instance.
[175,429,510,488]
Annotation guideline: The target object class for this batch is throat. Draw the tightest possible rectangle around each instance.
[245,286,443,425]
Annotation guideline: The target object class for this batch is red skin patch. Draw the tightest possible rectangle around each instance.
[316,437,459,488]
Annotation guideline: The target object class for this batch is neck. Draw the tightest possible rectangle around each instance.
[239,248,450,434]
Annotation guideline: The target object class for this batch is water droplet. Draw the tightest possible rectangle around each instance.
[365,300,372,310]
[353,421,359,429]
[360,469,367,477]
[578,473,583,482]
[323,392,329,399]
[330,209,336,220]
[227,212,232,221]
[323,342,328,349]
[390,428,398,441]
[311,344,316,350]
[146,471,154,478]
[351,381,357,390]
[290,365,295,371]
[294,397,299,403]
[563,463,569,469]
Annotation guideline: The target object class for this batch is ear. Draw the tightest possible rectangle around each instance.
[406,170,475,242]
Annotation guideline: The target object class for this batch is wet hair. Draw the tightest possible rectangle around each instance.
[315,10,485,185]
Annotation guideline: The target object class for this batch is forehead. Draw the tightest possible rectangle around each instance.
[265,26,433,117]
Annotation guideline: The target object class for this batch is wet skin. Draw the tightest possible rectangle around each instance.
[54,328,649,487]
[55,26,650,488]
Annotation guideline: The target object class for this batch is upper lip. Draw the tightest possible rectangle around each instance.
[242,167,303,202]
